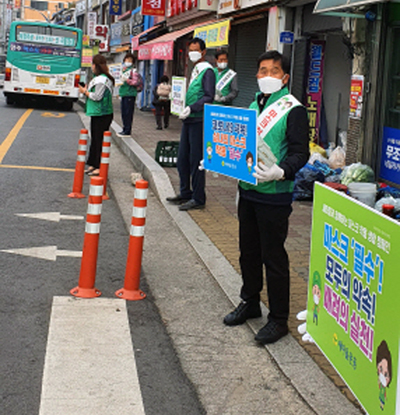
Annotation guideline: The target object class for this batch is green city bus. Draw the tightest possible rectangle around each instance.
[4,21,83,109]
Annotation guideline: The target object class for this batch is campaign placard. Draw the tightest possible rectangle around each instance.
[171,76,186,116]
[203,104,257,184]
[307,182,400,415]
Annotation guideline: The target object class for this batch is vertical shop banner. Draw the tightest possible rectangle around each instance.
[379,127,400,185]
[93,25,109,52]
[306,40,325,145]
[193,20,230,48]
[81,48,93,67]
[349,75,364,119]
[171,76,186,116]
[203,105,257,184]
[110,22,122,47]
[87,12,97,38]
[142,0,166,16]
[109,0,122,15]
[14,0,21,9]
[307,183,400,415]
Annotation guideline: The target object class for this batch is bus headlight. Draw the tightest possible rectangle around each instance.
[12,68,19,82]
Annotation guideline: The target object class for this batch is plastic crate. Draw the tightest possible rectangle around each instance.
[155,141,179,167]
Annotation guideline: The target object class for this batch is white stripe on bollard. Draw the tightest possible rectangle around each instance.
[90,184,104,196]
[100,157,110,164]
[87,203,102,215]
[134,188,148,200]
[85,222,101,234]
[130,225,145,237]
[77,155,86,162]
[102,147,111,154]
[78,144,87,151]
[132,206,147,218]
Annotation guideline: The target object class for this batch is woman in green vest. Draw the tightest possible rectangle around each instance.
[79,54,114,176]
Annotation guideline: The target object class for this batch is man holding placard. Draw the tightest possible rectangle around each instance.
[166,38,215,211]
[223,51,309,344]
[213,50,238,105]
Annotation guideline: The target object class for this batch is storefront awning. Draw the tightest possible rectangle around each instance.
[131,25,162,51]
[138,20,217,61]
[314,0,387,13]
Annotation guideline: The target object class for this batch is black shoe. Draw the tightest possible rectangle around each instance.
[255,320,289,344]
[179,199,205,211]
[164,124,169,129]
[223,301,261,326]
[156,126,163,130]
[166,195,190,205]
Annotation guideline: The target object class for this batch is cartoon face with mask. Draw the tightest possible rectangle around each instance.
[376,341,392,410]
[206,141,213,161]
[311,271,321,325]
[256,55,289,95]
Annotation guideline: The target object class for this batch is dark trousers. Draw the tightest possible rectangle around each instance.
[177,121,205,205]
[121,96,136,134]
[87,114,113,169]
[154,101,171,128]
[238,197,292,325]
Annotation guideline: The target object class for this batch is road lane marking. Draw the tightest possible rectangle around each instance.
[0,109,33,163]
[39,296,146,415]
[0,246,82,261]
[16,212,84,222]
[41,112,65,118]
[0,164,74,172]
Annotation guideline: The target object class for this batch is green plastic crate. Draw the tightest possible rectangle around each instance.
[155,141,179,167]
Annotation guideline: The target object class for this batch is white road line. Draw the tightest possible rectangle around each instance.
[39,296,145,415]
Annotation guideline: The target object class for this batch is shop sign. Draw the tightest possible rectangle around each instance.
[307,182,400,415]
[109,0,122,15]
[109,63,123,86]
[167,0,197,16]
[306,39,325,145]
[218,0,267,14]
[87,12,97,38]
[380,127,400,185]
[142,0,166,16]
[92,25,109,52]
[138,45,152,60]
[280,31,294,44]
[75,0,86,16]
[198,0,218,10]
[203,104,257,184]
[121,20,131,44]
[14,0,21,9]
[171,76,186,115]
[131,8,144,38]
[193,20,230,48]
[150,41,174,60]
[110,22,122,46]
[82,48,93,67]
[349,75,364,119]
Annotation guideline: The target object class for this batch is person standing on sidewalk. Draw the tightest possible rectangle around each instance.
[153,75,171,130]
[213,50,238,105]
[166,38,215,211]
[79,54,114,176]
[117,53,141,138]
[223,50,309,344]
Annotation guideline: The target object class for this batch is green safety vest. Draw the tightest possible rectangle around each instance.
[213,67,234,105]
[239,87,297,195]
[119,67,138,98]
[85,74,113,117]
[185,63,213,118]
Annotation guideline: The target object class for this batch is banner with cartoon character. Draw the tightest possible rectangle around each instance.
[203,104,257,185]
[307,182,400,414]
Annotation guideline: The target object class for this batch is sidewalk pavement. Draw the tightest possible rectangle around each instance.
[91,98,362,414]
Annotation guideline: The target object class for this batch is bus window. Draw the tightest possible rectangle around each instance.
[15,25,78,48]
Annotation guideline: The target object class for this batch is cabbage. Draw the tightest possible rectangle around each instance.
[341,162,375,186]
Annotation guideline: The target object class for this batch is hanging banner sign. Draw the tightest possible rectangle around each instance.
[14,0,21,9]
[349,75,364,119]
[142,0,166,16]
[92,25,109,52]
[379,126,400,186]
[81,48,93,67]
[306,39,325,145]
[109,0,122,15]
[87,12,97,38]
[203,104,258,184]
[171,76,186,116]
[307,182,400,415]
[193,20,230,48]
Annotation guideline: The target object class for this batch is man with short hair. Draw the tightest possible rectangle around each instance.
[223,50,309,344]
[213,49,238,105]
[166,38,215,211]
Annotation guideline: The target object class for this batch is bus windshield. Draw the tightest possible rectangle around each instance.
[15,25,78,48]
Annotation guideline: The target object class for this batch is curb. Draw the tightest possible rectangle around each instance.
[77,104,361,415]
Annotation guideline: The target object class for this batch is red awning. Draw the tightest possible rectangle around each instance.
[138,20,216,61]
[131,25,162,51]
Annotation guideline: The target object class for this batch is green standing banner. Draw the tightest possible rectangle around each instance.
[307,183,400,414]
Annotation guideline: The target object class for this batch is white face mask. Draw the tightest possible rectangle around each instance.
[257,76,285,94]
[189,51,202,63]
[379,373,387,388]
[217,62,228,70]
[124,62,132,67]
[313,294,320,305]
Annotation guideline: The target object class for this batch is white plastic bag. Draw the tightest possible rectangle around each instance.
[328,146,346,170]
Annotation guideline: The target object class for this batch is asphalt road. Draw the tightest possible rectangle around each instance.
[0,96,205,415]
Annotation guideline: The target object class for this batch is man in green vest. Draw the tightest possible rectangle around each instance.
[213,49,238,105]
[166,37,215,211]
[223,50,309,344]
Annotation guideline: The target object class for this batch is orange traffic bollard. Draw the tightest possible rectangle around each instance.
[115,179,148,301]
[99,131,112,200]
[68,129,88,198]
[70,176,104,298]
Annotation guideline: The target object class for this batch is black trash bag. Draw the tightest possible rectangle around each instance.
[293,163,325,201]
